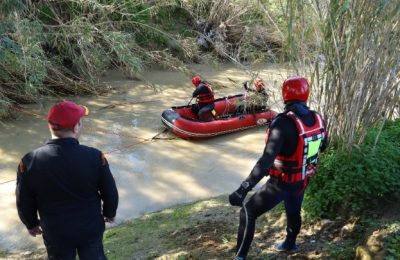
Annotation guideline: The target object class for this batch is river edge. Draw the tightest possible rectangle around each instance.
[2,195,399,259]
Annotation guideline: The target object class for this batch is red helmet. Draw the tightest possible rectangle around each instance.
[282,76,310,103]
[192,75,202,86]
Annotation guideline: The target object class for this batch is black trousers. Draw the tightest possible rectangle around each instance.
[191,103,215,120]
[44,235,106,260]
[236,177,304,258]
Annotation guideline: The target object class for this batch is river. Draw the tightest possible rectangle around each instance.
[0,63,292,252]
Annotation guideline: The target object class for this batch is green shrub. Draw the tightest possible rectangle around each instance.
[304,118,400,218]
[386,231,400,260]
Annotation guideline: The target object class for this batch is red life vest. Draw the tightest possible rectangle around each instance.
[268,111,325,183]
[197,82,215,104]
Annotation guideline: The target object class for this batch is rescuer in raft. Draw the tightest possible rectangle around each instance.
[191,75,217,121]
[240,77,269,113]
[229,76,329,259]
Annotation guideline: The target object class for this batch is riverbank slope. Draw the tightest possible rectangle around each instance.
[2,195,400,259]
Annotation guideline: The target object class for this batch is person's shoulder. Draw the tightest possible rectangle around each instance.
[20,150,34,163]
[78,144,102,154]
[19,146,44,171]
[270,112,295,129]
[200,81,212,88]
[23,143,49,159]
[77,144,108,165]
[272,112,292,122]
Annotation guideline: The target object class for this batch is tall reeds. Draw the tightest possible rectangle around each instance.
[285,0,400,149]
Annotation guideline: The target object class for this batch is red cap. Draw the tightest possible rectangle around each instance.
[47,101,89,130]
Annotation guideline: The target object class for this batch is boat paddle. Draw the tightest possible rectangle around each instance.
[187,97,194,106]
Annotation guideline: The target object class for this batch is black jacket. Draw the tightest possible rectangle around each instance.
[16,138,118,243]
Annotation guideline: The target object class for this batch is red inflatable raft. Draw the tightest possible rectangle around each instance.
[161,94,277,139]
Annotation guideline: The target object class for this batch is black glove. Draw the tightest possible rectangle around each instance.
[229,181,252,207]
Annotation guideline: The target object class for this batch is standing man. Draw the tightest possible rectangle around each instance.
[16,100,119,260]
[191,75,216,121]
[229,76,328,259]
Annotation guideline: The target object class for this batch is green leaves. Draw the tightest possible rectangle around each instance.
[304,119,400,219]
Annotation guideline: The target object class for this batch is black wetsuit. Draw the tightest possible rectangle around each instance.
[236,102,328,258]
[16,138,119,259]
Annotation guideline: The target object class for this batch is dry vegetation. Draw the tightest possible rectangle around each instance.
[286,0,400,148]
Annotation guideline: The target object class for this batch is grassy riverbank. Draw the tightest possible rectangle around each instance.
[3,195,400,259]
[102,196,400,259]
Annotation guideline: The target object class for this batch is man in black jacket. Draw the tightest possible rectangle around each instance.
[16,100,119,260]
[229,76,328,259]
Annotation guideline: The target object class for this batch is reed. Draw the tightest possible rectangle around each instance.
[0,0,288,118]
[285,0,400,149]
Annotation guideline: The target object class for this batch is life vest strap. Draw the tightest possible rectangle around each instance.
[270,164,317,183]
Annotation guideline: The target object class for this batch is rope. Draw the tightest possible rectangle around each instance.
[0,106,171,185]
[0,129,170,185]
[8,106,162,153]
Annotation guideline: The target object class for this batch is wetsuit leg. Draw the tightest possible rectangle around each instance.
[235,178,285,258]
[283,191,304,246]
[191,104,200,115]
[198,103,215,120]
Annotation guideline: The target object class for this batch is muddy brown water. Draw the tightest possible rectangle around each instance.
[0,63,293,252]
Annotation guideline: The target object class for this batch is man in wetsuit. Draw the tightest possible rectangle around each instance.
[229,76,328,259]
[16,100,119,260]
[191,75,216,120]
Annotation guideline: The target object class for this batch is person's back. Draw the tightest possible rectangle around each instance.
[16,100,118,260]
[20,138,116,242]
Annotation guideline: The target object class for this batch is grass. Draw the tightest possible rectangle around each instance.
[101,195,400,259]
[3,195,400,259]
[103,197,239,259]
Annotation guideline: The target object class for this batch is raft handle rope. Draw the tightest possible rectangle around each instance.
[221,96,234,117]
